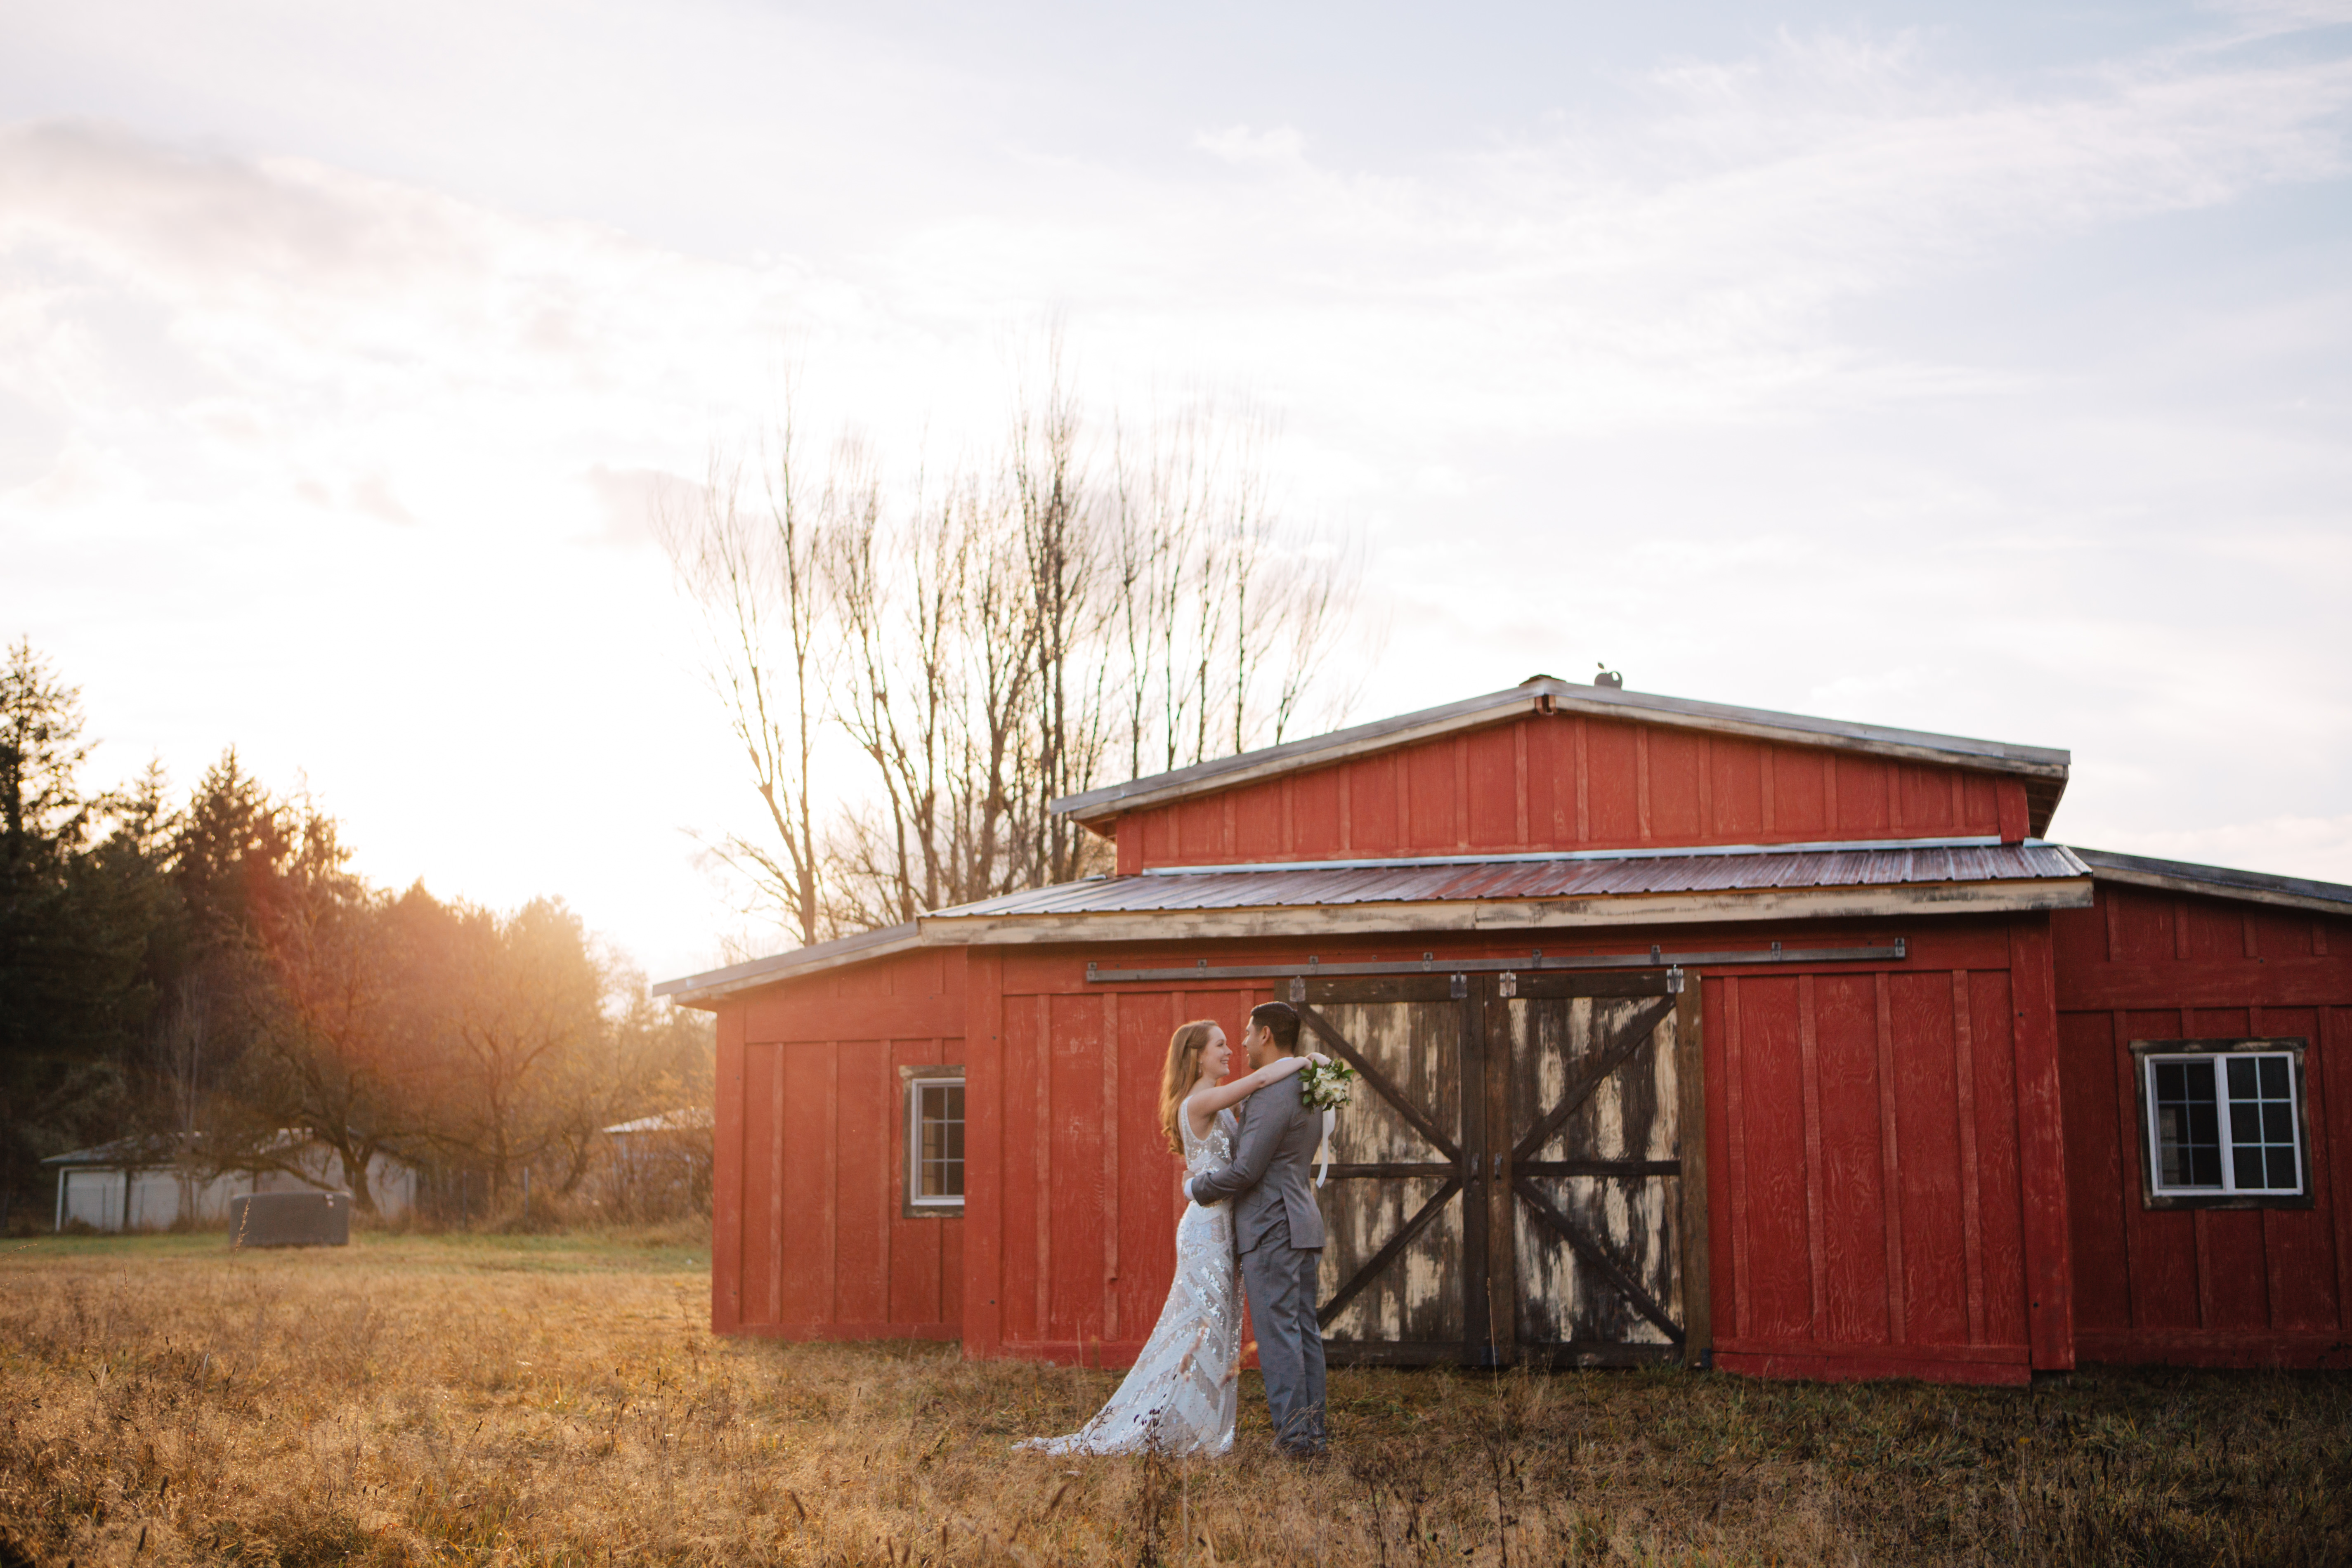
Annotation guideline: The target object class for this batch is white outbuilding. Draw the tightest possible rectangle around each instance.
[43,1133,417,1231]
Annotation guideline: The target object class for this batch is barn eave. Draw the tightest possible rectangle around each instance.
[652,922,922,1008]
[912,877,2094,946]
[2071,847,2352,918]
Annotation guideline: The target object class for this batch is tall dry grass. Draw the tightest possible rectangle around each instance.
[3,1236,2349,1566]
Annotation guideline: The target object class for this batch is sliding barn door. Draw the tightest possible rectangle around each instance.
[1300,970,1707,1369]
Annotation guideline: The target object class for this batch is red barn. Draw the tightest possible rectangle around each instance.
[656,678,2352,1385]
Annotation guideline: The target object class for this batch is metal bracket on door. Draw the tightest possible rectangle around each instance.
[1450,973,1468,999]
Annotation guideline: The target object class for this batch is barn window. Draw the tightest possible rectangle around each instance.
[2133,1039,2312,1209]
[904,1070,964,1214]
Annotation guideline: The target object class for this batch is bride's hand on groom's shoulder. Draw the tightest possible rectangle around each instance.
[1308,1053,1330,1066]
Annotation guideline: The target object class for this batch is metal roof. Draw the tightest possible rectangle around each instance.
[652,841,2352,1007]
[655,839,2095,1002]
[651,922,921,1004]
[1050,678,2073,832]
[41,1135,188,1169]
[602,1107,716,1136]
[2073,847,2352,917]
[929,840,2090,922]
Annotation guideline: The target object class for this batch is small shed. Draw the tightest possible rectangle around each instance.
[44,1133,417,1231]
[656,678,2352,1383]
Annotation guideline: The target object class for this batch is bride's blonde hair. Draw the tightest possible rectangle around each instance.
[1158,1020,1223,1154]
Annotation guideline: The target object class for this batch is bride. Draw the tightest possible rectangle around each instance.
[1017,1019,1323,1456]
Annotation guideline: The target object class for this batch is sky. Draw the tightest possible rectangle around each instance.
[4,0,2350,984]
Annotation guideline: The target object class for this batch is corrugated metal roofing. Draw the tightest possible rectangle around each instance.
[929,841,2091,921]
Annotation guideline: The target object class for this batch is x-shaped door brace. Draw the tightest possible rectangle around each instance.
[1299,993,1684,1342]
[1296,1002,1460,1330]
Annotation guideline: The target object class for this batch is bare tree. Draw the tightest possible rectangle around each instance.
[666,344,1372,949]
[1106,395,1365,770]
[1012,343,1115,886]
[661,423,831,947]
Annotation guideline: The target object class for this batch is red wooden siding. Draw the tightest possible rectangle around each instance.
[971,946,1262,1365]
[1703,920,2047,1385]
[713,946,967,1341]
[2053,883,2352,1367]
[958,917,2056,1385]
[1113,713,2022,872]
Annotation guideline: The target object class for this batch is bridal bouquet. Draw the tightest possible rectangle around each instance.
[1298,1056,1355,1188]
[1296,1056,1357,1111]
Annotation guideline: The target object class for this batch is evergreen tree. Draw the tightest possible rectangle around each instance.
[0,641,167,1215]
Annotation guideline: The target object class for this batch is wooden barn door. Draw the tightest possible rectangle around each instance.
[1300,975,1484,1365]
[1300,971,1707,1370]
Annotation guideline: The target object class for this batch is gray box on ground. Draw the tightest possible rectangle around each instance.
[228,1191,351,1247]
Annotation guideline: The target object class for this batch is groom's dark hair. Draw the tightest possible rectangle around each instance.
[1249,1001,1303,1056]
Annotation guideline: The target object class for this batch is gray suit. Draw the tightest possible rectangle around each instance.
[1188,1071,1327,1453]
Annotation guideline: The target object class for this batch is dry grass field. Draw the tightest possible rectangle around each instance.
[4,1231,2350,1567]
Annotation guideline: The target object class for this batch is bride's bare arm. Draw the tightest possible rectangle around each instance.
[1185,1053,1330,1136]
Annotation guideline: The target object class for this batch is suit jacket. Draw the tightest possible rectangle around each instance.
[1189,1071,1327,1254]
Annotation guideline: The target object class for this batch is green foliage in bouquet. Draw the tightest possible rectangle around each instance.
[1297,1056,1357,1112]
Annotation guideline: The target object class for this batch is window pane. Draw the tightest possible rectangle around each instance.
[2219,1052,2298,1194]
[2152,1059,2220,1190]
[913,1081,965,1200]
[2190,1139,2222,1189]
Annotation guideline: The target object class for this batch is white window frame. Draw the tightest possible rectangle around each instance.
[2131,1038,2312,1210]
[902,1067,965,1216]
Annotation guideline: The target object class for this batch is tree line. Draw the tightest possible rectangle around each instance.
[665,348,1374,948]
[0,640,709,1225]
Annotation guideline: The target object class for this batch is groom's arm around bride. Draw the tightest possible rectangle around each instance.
[1183,1001,1330,1457]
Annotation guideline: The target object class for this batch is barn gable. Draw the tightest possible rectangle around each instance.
[1058,678,2071,874]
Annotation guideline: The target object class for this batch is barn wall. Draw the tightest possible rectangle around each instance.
[961,915,2064,1385]
[711,945,968,1341]
[965,944,1268,1366]
[1702,917,2069,1386]
[1112,713,2028,873]
[2052,883,2352,1368]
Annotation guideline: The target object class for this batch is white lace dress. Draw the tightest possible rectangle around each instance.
[1017,1097,1242,1456]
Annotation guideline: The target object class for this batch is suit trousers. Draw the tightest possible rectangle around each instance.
[1239,1236,1327,1452]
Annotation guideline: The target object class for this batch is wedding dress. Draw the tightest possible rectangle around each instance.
[1017,1095,1242,1455]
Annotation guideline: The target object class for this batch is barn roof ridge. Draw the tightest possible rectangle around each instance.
[1049,678,2073,829]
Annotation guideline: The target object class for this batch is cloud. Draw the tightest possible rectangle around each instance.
[584,464,699,548]
[2094,812,2352,887]
[2,6,2348,974]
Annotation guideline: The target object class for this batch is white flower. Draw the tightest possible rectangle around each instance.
[1297,1058,1357,1112]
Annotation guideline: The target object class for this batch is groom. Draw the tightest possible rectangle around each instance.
[1184,1000,1328,1457]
